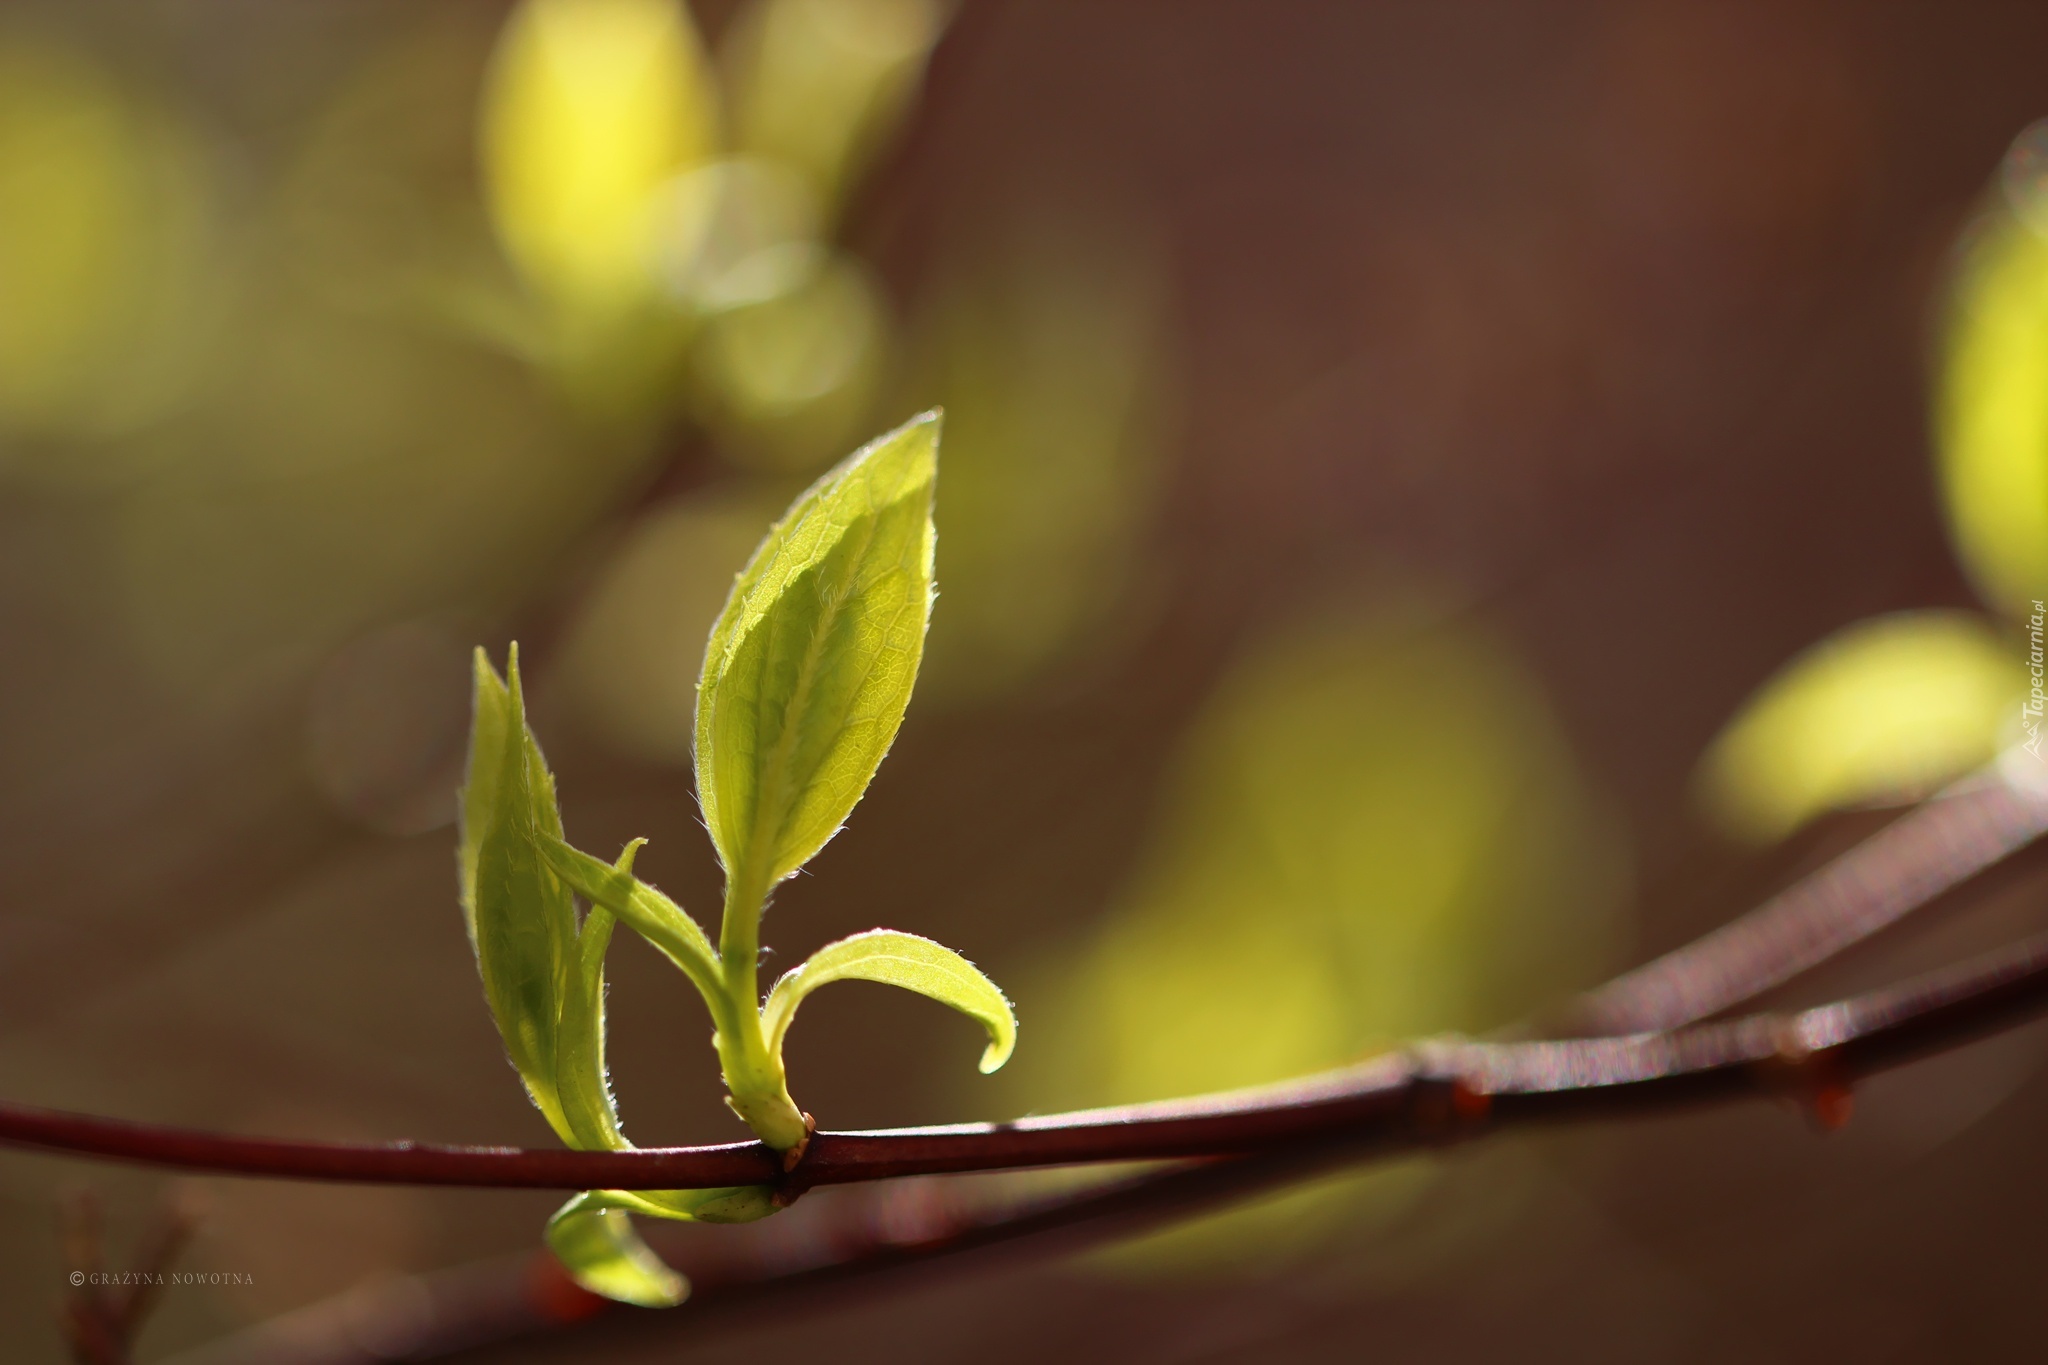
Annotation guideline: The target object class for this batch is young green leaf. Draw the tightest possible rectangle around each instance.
[540,833,723,1006]
[762,929,1017,1073]
[695,410,940,892]
[545,1184,778,1308]
[545,1197,685,1308]
[460,646,579,1143]
[551,841,645,1154]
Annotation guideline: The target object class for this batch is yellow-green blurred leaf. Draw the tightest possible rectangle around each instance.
[1698,610,2024,843]
[556,492,779,764]
[908,217,1169,702]
[1006,597,1625,1270]
[481,0,716,318]
[1938,154,2048,616]
[0,32,216,445]
[696,411,938,889]
[721,0,945,219]
[694,250,888,469]
[657,156,822,313]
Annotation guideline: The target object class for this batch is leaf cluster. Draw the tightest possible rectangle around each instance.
[458,412,1015,1305]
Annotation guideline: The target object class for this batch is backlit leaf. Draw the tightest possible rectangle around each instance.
[999,597,1626,1271]
[540,833,722,1002]
[1698,610,2024,842]
[551,841,643,1153]
[460,646,577,1142]
[763,929,1015,1072]
[481,0,716,313]
[545,1196,684,1307]
[1938,189,2048,618]
[695,409,938,889]
[721,0,946,219]
[545,1183,778,1307]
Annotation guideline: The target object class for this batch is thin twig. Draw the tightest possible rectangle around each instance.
[116,768,2048,1365]
[15,763,2042,1194]
[160,928,2048,1365]
[7,922,2048,1200]
[1558,762,2048,1035]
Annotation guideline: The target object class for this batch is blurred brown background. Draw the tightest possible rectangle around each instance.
[5,1,2048,1360]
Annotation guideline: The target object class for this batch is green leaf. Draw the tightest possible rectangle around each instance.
[539,834,723,1005]
[695,409,939,891]
[460,646,578,1143]
[545,1197,684,1308]
[1938,202,2048,618]
[552,841,645,1154]
[545,1183,778,1308]
[763,929,1016,1073]
[1697,610,2026,842]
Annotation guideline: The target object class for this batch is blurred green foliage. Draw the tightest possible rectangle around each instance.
[1940,130,2048,621]
[556,491,781,764]
[0,0,1168,793]
[0,29,214,446]
[482,0,717,335]
[723,0,944,219]
[909,217,1170,704]
[1697,121,2048,842]
[1698,612,2024,842]
[1005,596,1627,1269]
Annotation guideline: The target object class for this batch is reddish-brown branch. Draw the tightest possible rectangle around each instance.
[114,773,2048,1364]
[1559,767,2048,1035]
[158,932,2048,1365]
[16,764,2040,1200]
[10,929,2048,1200]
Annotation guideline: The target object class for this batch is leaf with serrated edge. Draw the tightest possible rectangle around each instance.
[460,647,578,1142]
[763,929,1016,1072]
[696,410,939,889]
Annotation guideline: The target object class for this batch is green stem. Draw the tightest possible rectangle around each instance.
[714,868,808,1152]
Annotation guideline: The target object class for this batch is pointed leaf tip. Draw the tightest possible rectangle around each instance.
[459,641,580,1145]
[546,1196,686,1309]
[695,413,942,890]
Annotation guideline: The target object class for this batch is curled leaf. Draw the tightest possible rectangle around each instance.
[532,833,782,1304]
[545,1196,685,1308]
[695,409,939,892]
[763,929,1016,1072]
[545,1183,778,1308]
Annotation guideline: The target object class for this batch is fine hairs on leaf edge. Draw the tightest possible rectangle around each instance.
[458,413,1019,1306]
[690,409,947,1153]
